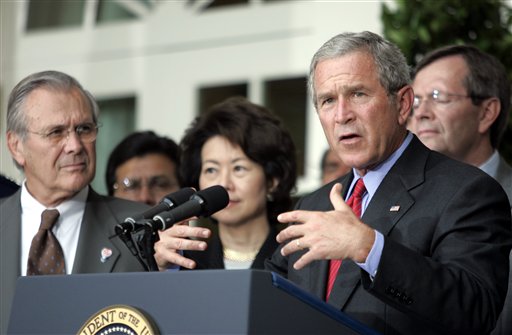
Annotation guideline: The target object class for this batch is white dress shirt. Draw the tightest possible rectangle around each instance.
[21,183,88,275]
[479,150,500,179]
[350,132,413,278]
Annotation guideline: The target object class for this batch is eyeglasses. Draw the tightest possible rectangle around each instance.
[113,176,177,194]
[28,122,100,145]
[413,89,488,110]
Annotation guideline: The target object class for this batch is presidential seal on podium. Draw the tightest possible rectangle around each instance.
[77,305,158,335]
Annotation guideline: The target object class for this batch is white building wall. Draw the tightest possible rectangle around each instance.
[0,0,383,195]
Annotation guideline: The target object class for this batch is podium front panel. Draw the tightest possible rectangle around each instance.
[8,270,378,334]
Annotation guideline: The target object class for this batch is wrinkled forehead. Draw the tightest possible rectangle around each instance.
[314,54,382,94]
[315,52,378,81]
[24,87,94,127]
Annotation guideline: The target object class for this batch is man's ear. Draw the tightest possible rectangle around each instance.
[478,97,500,134]
[396,85,414,126]
[7,131,26,167]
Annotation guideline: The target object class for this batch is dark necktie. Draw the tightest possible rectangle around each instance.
[326,178,366,300]
[27,209,66,275]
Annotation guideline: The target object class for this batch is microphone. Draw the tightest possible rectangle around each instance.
[150,185,229,231]
[116,187,196,235]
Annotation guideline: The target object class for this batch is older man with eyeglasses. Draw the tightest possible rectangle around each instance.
[408,45,512,208]
[408,45,512,335]
[0,70,149,333]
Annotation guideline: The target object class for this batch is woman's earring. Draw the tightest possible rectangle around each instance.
[266,193,274,202]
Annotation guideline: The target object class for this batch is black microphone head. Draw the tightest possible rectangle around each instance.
[123,187,197,225]
[195,185,229,216]
[164,187,195,207]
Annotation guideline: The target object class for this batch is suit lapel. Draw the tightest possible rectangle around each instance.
[495,156,512,211]
[306,255,330,299]
[304,175,353,301]
[72,190,120,273]
[329,136,428,309]
[0,192,23,332]
[363,178,415,235]
[365,137,426,235]
[327,260,361,308]
[0,191,22,277]
[0,192,22,275]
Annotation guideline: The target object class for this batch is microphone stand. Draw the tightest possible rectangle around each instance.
[137,225,160,271]
[116,220,159,272]
[117,226,151,271]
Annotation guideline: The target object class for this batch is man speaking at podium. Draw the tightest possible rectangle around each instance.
[265,32,512,334]
[0,71,148,333]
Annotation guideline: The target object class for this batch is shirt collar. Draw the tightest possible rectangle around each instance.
[348,132,414,200]
[21,182,89,215]
[478,150,499,178]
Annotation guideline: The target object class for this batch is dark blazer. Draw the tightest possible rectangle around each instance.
[265,136,512,335]
[491,249,512,335]
[495,154,512,212]
[0,188,149,333]
[185,225,279,270]
[489,155,512,335]
[0,175,19,198]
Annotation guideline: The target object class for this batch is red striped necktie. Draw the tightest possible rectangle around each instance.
[326,178,366,300]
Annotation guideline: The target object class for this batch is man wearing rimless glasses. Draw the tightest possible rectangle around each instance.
[409,45,512,207]
[408,44,512,335]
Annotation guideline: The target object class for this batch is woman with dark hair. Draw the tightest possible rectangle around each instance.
[154,97,297,270]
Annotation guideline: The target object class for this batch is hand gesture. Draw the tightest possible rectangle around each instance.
[153,220,211,271]
[276,183,375,270]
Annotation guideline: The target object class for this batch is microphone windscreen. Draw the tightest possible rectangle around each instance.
[166,187,195,206]
[196,185,229,216]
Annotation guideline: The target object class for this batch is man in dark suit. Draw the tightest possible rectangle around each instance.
[407,43,512,335]
[0,70,148,333]
[265,31,512,334]
[0,174,19,197]
[408,44,512,210]
[493,250,512,335]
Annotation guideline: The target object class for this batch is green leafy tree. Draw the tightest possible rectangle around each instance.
[381,0,512,161]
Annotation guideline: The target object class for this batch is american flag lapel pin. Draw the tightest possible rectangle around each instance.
[389,205,400,212]
[100,247,113,263]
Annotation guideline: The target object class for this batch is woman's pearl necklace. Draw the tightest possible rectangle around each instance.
[223,247,258,262]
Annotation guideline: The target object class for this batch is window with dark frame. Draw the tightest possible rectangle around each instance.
[264,76,307,177]
[26,0,85,31]
[198,83,248,114]
[91,96,136,195]
[197,77,307,177]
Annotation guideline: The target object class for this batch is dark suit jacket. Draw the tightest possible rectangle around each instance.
[265,136,512,335]
[489,155,512,335]
[0,175,19,198]
[185,225,279,270]
[495,154,512,212]
[491,249,512,335]
[0,188,149,333]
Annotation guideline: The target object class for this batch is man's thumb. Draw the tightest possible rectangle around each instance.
[330,183,346,210]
